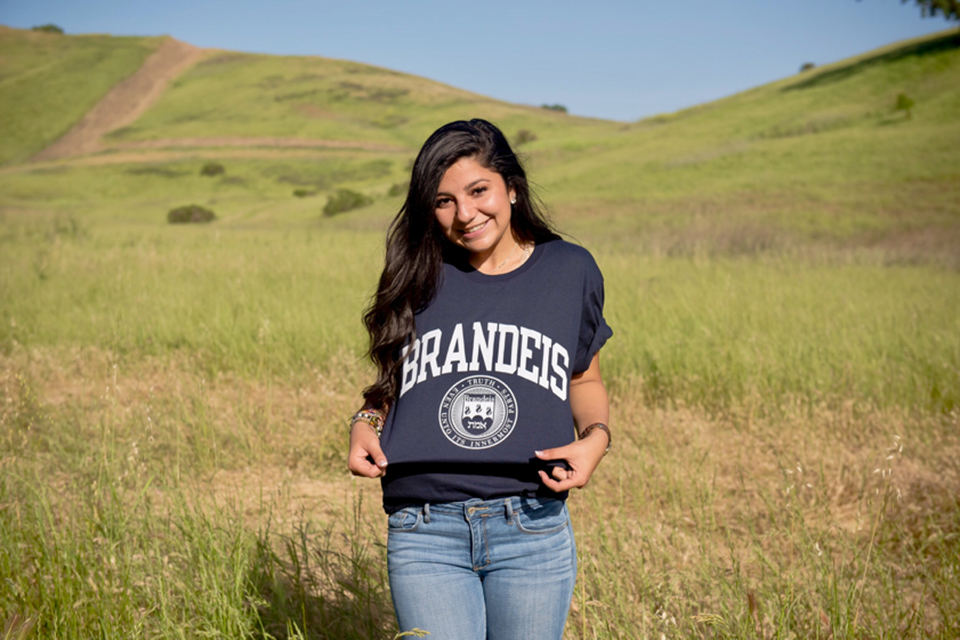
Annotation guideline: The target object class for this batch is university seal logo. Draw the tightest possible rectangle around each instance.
[438,376,518,450]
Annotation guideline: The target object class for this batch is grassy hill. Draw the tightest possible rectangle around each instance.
[103,49,617,149]
[529,31,960,261]
[1,27,957,263]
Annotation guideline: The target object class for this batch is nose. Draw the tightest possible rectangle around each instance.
[454,198,475,223]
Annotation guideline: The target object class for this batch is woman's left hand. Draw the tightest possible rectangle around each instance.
[534,428,609,492]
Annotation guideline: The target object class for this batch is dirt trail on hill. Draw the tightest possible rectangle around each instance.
[32,38,206,161]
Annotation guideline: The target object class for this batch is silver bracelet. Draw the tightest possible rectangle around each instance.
[578,422,611,455]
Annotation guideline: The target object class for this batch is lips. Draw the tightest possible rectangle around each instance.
[460,219,488,238]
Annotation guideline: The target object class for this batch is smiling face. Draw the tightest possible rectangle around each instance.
[434,156,517,272]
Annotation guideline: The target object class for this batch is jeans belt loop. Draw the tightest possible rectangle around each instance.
[504,498,514,524]
[423,503,431,524]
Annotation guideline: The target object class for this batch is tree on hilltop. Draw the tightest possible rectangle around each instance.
[909,0,959,19]
[906,0,959,20]
[31,24,64,34]
[858,0,958,21]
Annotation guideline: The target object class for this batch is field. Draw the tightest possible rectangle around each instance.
[1,25,959,639]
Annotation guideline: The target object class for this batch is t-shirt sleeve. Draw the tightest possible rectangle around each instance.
[573,254,613,374]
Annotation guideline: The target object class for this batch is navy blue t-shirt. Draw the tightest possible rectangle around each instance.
[379,239,612,512]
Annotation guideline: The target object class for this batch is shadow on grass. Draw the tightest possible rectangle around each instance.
[783,32,960,92]
[248,505,397,640]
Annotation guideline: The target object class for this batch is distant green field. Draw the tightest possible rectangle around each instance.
[0,27,160,165]
[1,216,957,414]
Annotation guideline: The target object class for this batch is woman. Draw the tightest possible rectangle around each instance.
[348,119,612,640]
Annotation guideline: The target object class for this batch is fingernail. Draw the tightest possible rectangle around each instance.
[378,460,388,468]
[534,450,543,456]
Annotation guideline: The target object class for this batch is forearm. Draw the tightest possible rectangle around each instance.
[569,379,609,433]
[568,353,610,452]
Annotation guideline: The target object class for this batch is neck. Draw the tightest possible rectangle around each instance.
[472,233,532,275]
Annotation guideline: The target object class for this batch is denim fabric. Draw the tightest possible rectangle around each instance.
[387,496,577,640]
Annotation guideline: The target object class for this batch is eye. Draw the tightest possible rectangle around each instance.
[470,186,487,197]
[435,196,452,208]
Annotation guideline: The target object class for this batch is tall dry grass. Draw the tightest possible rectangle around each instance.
[2,345,957,638]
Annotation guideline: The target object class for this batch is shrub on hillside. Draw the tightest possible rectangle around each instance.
[293,189,315,198]
[31,24,64,34]
[200,162,225,177]
[168,205,216,224]
[541,104,568,113]
[323,189,372,216]
[387,182,409,197]
[800,62,816,72]
[514,129,537,146]
[895,92,915,119]
[127,165,190,178]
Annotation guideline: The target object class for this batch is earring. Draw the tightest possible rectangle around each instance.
[510,198,517,205]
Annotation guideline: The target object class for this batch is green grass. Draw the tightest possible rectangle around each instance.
[0,217,377,377]
[2,216,957,413]
[602,252,960,414]
[0,27,160,166]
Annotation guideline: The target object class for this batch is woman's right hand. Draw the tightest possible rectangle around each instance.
[348,421,388,478]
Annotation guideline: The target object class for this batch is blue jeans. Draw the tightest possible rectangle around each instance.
[387,496,577,640]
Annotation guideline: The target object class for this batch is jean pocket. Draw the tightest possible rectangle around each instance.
[514,499,569,535]
[387,507,422,533]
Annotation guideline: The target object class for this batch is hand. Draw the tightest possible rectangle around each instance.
[348,421,388,478]
[535,429,609,492]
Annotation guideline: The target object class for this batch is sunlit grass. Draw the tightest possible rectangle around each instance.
[2,216,956,412]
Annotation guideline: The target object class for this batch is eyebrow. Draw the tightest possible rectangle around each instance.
[436,178,490,197]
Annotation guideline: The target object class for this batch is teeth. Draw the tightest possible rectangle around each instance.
[464,221,486,234]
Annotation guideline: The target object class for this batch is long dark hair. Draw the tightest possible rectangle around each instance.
[362,119,560,409]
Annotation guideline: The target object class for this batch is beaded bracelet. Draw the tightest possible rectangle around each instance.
[578,422,611,455]
[350,408,385,438]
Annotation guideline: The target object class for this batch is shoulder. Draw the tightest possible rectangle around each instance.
[540,239,604,279]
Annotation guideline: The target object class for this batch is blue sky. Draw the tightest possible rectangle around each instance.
[1,0,953,121]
